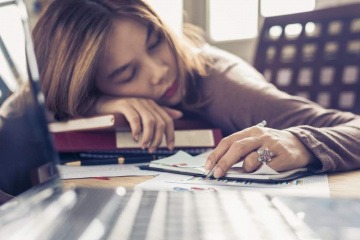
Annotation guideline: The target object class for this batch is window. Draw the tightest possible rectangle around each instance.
[207,0,258,42]
[207,0,315,42]
[0,4,26,92]
[146,0,183,35]
[261,0,315,17]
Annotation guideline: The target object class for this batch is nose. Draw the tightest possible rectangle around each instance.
[146,57,169,85]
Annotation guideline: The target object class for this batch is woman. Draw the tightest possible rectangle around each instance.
[33,0,360,178]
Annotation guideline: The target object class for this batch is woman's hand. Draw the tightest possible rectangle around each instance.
[95,96,183,152]
[205,125,316,178]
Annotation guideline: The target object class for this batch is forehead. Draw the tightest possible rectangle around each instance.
[106,17,147,51]
[98,17,147,71]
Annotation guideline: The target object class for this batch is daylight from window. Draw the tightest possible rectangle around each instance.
[208,0,315,42]
[146,0,183,35]
[261,0,315,17]
[208,0,258,41]
[0,5,26,92]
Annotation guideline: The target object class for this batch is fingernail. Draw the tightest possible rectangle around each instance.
[214,167,223,178]
[134,134,139,141]
[205,155,214,170]
[167,141,174,150]
[204,161,212,171]
[141,143,148,150]
[177,111,183,118]
[148,147,156,153]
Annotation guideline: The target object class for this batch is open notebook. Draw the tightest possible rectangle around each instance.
[140,151,312,183]
[0,1,360,239]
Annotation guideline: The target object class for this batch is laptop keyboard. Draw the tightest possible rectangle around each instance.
[0,189,320,240]
[107,190,319,240]
[47,187,119,240]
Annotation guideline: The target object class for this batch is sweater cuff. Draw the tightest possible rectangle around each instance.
[286,127,335,173]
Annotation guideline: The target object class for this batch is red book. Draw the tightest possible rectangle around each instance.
[48,114,222,152]
[48,113,214,132]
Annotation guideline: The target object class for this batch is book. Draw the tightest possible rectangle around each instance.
[52,129,222,152]
[48,113,214,133]
[139,151,312,183]
[48,114,222,152]
[57,148,215,163]
[48,114,129,132]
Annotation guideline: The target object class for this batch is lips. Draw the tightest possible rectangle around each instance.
[162,81,179,99]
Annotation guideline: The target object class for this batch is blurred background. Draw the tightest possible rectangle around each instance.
[22,0,360,65]
[1,0,359,107]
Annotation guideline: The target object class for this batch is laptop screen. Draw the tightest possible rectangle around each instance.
[0,0,61,197]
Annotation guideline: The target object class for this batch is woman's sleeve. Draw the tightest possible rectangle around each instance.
[200,49,360,173]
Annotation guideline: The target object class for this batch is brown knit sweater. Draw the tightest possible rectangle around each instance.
[194,45,360,173]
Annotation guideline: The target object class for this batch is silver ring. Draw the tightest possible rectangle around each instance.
[257,147,274,164]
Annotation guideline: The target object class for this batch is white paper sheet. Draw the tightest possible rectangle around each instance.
[136,172,330,197]
[58,164,159,179]
[150,150,287,175]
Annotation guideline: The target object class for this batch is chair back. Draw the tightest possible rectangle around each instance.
[254,4,360,114]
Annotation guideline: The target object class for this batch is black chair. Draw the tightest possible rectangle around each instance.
[254,4,360,114]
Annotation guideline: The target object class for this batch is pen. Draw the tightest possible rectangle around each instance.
[62,156,153,166]
[204,120,267,179]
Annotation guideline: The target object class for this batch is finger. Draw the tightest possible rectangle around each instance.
[205,136,233,171]
[205,125,266,171]
[213,138,261,178]
[148,113,166,153]
[133,101,156,149]
[163,107,183,119]
[151,105,175,150]
[115,105,142,141]
[243,153,282,172]
[242,151,263,173]
[243,144,283,172]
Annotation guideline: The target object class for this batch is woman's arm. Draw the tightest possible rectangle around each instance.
[199,46,360,175]
[90,95,183,152]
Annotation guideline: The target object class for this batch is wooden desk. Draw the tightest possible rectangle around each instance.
[63,169,360,198]
[327,169,360,198]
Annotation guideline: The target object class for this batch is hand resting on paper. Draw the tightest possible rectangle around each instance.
[94,95,183,153]
[205,125,319,178]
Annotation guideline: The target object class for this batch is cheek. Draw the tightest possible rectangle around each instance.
[95,80,148,98]
[94,77,120,95]
[94,78,111,95]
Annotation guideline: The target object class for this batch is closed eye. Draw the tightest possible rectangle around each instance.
[147,26,162,51]
[119,67,137,83]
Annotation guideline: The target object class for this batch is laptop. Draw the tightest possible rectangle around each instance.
[1,1,360,239]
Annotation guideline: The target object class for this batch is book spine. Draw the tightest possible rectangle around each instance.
[53,131,117,151]
[52,129,222,152]
[59,147,212,160]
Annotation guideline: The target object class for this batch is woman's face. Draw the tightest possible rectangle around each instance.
[95,17,184,106]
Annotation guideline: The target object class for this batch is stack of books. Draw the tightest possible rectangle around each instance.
[48,113,222,165]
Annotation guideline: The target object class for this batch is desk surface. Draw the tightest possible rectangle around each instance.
[62,169,360,198]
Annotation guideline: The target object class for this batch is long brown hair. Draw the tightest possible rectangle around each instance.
[33,0,208,119]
